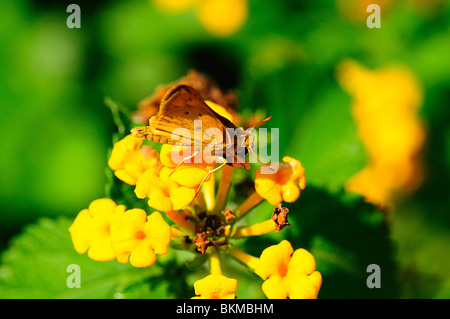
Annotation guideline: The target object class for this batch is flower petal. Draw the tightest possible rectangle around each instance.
[170,164,210,188]
[129,240,157,268]
[287,271,322,299]
[145,211,172,255]
[261,274,288,299]
[110,209,148,263]
[193,274,237,299]
[281,181,300,203]
[255,240,293,280]
[148,188,174,212]
[288,248,317,275]
[68,209,92,254]
[254,173,282,206]
[169,184,197,210]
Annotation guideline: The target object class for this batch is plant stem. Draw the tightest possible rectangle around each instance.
[235,191,264,220]
[232,219,275,238]
[210,251,222,275]
[213,165,234,214]
[229,247,260,271]
[203,173,215,213]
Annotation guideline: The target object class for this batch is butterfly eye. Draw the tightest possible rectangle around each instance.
[246,134,255,148]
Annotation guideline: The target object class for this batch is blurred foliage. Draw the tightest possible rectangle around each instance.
[0,0,449,298]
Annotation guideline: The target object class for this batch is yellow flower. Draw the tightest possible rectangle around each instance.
[111,210,171,268]
[108,135,159,185]
[255,240,322,299]
[159,144,215,189]
[69,198,125,261]
[337,60,425,205]
[135,165,197,212]
[255,156,306,205]
[152,0,195,13]
[197,0,247,37]
[152,0,248,37]
[192,274,237,299]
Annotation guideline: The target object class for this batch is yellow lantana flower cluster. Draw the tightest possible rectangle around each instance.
[152,0,248,37]
[255,156,306,205]
[108,135,159,185]
[255,241,322,299]
[337,60,425,206]
[69,82,321,299]
[69,198,171,268]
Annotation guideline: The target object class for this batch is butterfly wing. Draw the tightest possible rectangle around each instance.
[149,84,234,148]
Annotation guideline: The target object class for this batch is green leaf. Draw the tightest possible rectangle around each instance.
[240,62,366,193]
[287,84,366,192]
[104,165,149,211]
[103,96,155,211]
[0,217,168,298]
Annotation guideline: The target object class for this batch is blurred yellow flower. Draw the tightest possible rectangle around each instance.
[197,0,247,37]
[192,274,237,299]
[337,0,390,21]
[111,210,171,268]
[255,240,322,299]
[255,156,306,205]
[152,0,247,37]
[69,198,125,261]
[108,135,159,185]
[337,60,425,205]
[152,0,195,13]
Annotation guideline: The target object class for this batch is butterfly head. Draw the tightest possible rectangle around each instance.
[130,126,147,139]
[241,116,275,172]
[237,130,254,154]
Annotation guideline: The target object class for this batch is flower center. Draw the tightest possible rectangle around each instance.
[135,231,146,239]
[279,262,288,277]
[276,164,294,185]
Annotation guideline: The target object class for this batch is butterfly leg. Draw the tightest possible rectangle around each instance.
[169,150,200,178]
[195,157,227,195]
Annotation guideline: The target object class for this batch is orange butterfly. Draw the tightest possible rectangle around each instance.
[131,84,270,189]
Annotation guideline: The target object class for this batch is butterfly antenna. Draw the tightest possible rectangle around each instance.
[249,145,275,172]
[245,116,274,171]
[252,116,272,130]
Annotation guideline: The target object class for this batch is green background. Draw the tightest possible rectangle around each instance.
[0,0,449,298]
